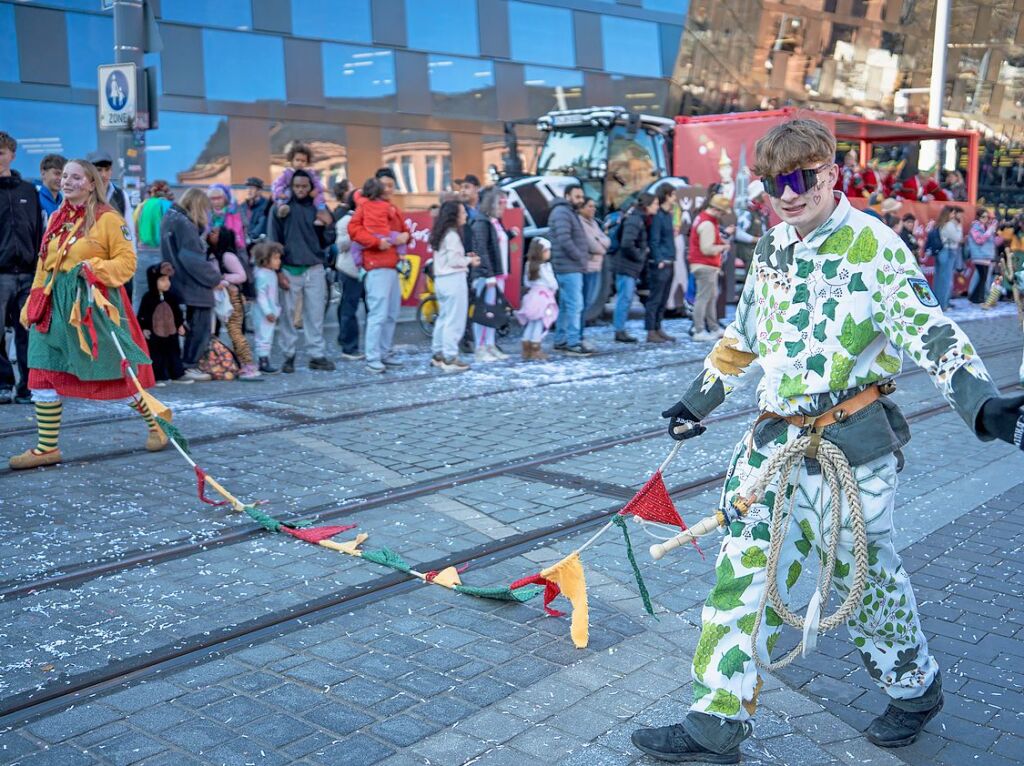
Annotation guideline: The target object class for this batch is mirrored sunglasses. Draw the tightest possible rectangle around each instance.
[762,163,831,198]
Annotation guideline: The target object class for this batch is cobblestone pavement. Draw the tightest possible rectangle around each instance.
[0,308,1021,765]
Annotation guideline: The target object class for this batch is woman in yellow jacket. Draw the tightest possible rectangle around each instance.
[11,159,162,470]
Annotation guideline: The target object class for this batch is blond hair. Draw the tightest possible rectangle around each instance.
[178,187,212,230]
[753,119,836,177]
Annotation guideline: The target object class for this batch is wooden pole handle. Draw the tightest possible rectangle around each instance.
[649,514,722,560]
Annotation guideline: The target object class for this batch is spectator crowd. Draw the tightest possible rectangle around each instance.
[3,130,1023,402]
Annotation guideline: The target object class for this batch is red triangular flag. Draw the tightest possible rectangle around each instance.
[510,573,565,617]
[282,524,358,544]
[618,472,684,528]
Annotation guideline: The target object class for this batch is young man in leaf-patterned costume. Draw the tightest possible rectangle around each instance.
[632,120,1024,763]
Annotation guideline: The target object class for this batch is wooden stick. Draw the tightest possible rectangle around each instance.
[649,514,723,560]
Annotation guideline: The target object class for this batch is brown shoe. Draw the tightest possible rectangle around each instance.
[531,342,549,361]
[146,429,169,452]
[9,448,62,470]
[646,330,668,343]
[657,329,677,342]
[521,340,534,360]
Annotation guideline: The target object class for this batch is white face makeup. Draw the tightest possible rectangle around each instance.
[61,162,95,204]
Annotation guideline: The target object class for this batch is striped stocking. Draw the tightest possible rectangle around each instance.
[33,401,62,454]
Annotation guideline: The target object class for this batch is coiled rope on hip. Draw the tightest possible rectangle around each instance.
[745,433,869,672]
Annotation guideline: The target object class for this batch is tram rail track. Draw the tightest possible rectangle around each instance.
[1,374,1019,728]
[1,342,1020,605]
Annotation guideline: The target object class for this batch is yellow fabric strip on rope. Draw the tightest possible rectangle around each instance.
[542,552,589,648]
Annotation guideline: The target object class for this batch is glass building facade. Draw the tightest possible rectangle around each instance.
[0,0,688,208]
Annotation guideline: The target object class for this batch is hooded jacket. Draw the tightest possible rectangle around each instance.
[0,171,43,275]
[160,204,222,307]
[613,207,648,279]
[548,198,589,274]
[137,263,185,337]
[270,193,336,268]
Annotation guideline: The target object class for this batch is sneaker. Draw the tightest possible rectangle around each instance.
[692,330,715,342]
[14,393,33,404]
[0,387,12,404]
[258,357,279,374]
[630,724,740,764]
[579,340,597,354]
[430,353,446,369]
[281,356,295,374]
[340,351,365,361]
[182,368,212,382]
[382,356,403,368]
[553,341,568,351]
[711,327,726,339]
[442,356,470,372]
[564,344,595,356]
[239,364,262,380]
[365,361,386,374]
[309,357,337,371]
[155,381,168,388]
[474,347,497,363]
[171,375,195,385]
[488,344,509,360]
[614,331,638,343]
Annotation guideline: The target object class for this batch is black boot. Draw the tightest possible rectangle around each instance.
[865,696,944,748]
[258,357,278,374]
[281,355,295,374]
[630,725,740,764]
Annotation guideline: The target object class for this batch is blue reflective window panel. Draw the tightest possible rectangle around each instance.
[15,1,102,9]
[524,65,583,115]
[145,111,228,184]
[144,52,162,97]
[0,99,97,178]
[660,24,682,77]
[406,0,478,56]
[161,0,252,30]
[643,0,690,13]
[428,56,495,119]
[323,44,396,109]
[66,13,113,89]
[203,30,285,102]
[0,4,19,82]
[292,0,372,43]
[508,2,574,67]
[601,16,661,77]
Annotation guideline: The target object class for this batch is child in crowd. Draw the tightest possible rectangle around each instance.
[271,142,327,217]
[347,177,408,270]
[252,241,284,374]
[428,199,479,372]
[208,226,259,380]
[515,237,558,361]
[137,262,186,385]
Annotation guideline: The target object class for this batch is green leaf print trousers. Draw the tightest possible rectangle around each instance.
[690,426,939,722]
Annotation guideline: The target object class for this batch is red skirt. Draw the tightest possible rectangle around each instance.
[29,284,156,400]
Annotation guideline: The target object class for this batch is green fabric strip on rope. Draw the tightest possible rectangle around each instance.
[155,416,190,458]
[243,504,283,533]
[613,515,657,619]
[455,584,543,602]
[361,547,412,573]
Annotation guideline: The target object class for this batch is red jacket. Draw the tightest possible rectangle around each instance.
[688,210,724,269]
[348,197,410,271]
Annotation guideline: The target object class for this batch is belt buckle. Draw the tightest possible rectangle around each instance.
[800,414,823,459]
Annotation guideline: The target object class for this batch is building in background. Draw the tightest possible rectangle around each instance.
[0,0,688,207]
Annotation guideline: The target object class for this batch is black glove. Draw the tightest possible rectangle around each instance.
[661,401,707,441]
[979,394,1024,450]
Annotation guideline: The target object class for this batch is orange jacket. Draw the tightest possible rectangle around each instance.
[348,198,409,271]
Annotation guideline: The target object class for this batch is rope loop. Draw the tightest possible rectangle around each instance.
[747,433,869,671]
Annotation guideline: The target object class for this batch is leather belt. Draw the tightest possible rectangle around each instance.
[751,381,894,458]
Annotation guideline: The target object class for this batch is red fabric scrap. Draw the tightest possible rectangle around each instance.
[194,465,230,507]
[510,573,565,617]
[282,524,358,543]
[618,472,684,528]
